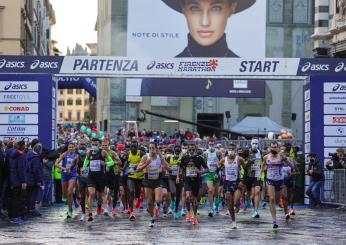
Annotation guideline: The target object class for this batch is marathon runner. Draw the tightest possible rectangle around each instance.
[179,143,209,225]
[75,140,88,221]
[55,142,78,220]
[259,141,296,229]
[136,142,171,227]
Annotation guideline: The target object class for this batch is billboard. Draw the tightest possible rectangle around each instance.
[126,0,267,100]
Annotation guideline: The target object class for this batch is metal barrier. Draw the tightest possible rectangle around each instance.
[321,169,346,206]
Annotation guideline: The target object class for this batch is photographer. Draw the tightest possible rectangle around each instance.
[326,149,346,170]
[306,153,324,208]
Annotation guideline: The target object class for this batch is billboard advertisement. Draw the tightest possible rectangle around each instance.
[126,0,267,100]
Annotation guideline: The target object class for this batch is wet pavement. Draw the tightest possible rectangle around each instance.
[0,204,346,245]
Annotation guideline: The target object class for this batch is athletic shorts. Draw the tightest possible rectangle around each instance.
[78,176,88,190]
[120,175,128,187]
[61,173,77,183]
[243,177,253,192]
[142,179,161,190]
[252,178,263,188]
[105,172,119,190]
[205,172,219,183]
[225,180,238,195]
[184,178,200,197]
[160,177,170,191]
[87,173,106,193]
[266,179,283,192]
[283,178,294,188]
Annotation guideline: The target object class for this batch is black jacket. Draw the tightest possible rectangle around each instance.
[308,160,324,181]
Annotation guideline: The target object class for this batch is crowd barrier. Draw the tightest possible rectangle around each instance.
[321,169,346,206]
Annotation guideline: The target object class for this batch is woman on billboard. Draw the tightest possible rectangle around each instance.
[141,0,258,96]
[162,0,256,57]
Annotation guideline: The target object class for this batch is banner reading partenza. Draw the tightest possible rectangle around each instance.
[126,0,267,100]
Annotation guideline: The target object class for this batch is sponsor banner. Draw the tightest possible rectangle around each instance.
[324,126,346,136]
[324,148,339,158]
[305,122,310,133]
[304,111,310,122]
[0,135,38,143]
[0,103,38,113]
[0,92,38,103]
[324,115,346,125]
[324,137,346,147]
[0,81,38,92]
[304,100,310,112]
[0,56,63,74]
[305,132,310,143]
[304,89,310,101]
[0,125,38,135]
[324,93,346,103]
[57,76,97,97]
[305,143,310,153]
[0,114,38,124]
[324,82,346,93]
[324,104,346,114]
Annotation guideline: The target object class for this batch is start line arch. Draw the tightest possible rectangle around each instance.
[1,55,346,205]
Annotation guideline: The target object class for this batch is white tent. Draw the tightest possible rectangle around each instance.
[230,116,291,136]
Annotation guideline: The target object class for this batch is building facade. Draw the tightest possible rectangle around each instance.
[96,0,314,138]
[0,0,55,55]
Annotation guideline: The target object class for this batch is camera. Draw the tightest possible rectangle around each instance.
[328,152,338,158]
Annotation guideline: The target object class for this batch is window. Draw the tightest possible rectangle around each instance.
[59,90,63,95]
[76,99,82,106]
[67,98,73,105]
[84,111,89,118]
[336,0,340,14]
[85,99,89,106]
[68,111,72,120]
[59,112,63,119]
[58,100,64,106]
[76,89,82,94]
[77,111,81,121]
[67,89,73,94]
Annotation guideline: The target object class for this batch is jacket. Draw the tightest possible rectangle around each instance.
[308,160,324,182]
[9,149,27,187]
[26,151,43,186]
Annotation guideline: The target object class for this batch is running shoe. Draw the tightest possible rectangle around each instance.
[104,207,110,216]
[112,208,117,216]
[200,196,206,205]
[232,221,237,229]
[285,213,290,220]
[252,210,260,218]
[80,213,86,222]
[149,219,155,228]
[134,198,140,209]
[289,208,295,216]
[174,212,179,220]
[197,209,200,216]
[226,210,230,216]
[163,212,167,218]
[186,211,192,222]
[192,216,198,225]
[87,213,94,222]
[261,202,267,209]
[273,223,279,229]
[96,207,104,215]
[169,200,174,211]
[74,199,79,209]
[10,217,25,225]
[66,211,73,219]
[155,208,161,218]
[181,208,187,217]
[208,209,214,217]
[167,208,173,215]
[245,198,252,209]
[129,212,136,221]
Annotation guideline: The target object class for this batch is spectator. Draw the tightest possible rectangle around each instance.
[306,152,324,208]
[326,148,346,170]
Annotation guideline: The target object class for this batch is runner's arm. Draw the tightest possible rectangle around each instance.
[136,155,149,171]
[55,152,66,170]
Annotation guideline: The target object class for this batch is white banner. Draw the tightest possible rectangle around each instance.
[0,135,38,143]
[0,92,39,103]
[324,93,346,104]
[324,83,346,93]
[324,137,346,147]
[0,114,38,124]
[0,125,38,135]
[305,122,310,133]
[0,81,38,92]
[324,148,340,158]
[304,89,310,101]
[304,111,310,122]
[324,126,346,136]
[304,100,310,112]
[323,104,346,114]
[324,115,346,125]
[0,103,38,113]
[305,132,310,143]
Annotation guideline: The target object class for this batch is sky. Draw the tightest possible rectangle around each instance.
[50,0,97,55]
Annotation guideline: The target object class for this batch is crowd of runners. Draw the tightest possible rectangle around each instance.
[0,126,302,230]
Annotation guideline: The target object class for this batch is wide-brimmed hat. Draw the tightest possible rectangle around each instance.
[162,0,256,14]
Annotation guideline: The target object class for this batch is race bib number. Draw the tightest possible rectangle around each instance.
[267,167,281,180]
[66,158,73,169]
[129,164,137,174]
[226,167,238,181]
[90,160,101,172]
[171,165,180,176]
[208,160,218,173]
[148,170,160,180]
[81,168,89,177]
[186,166,198,177]
[252,160,261,178]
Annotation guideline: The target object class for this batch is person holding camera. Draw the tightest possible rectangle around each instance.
[306,153,324,208]
[326,149,346,170]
